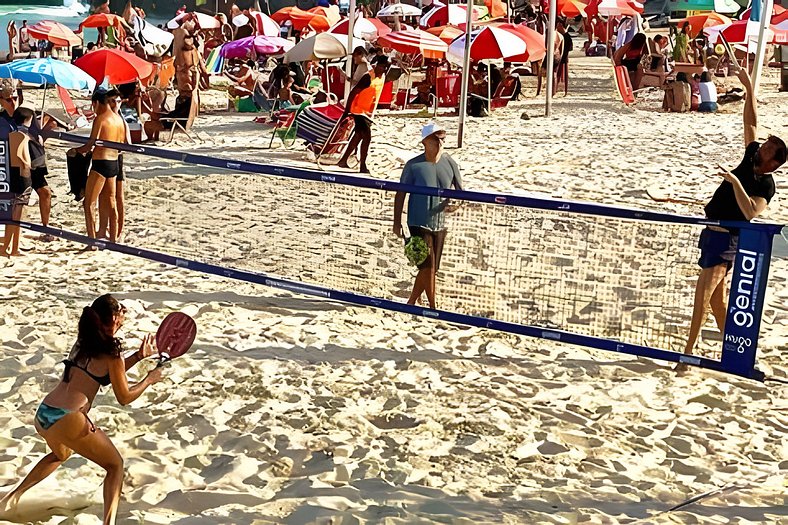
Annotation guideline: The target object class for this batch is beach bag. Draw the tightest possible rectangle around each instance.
[66,148,92,201]
[236,96,259,113]
[404,235,430,266]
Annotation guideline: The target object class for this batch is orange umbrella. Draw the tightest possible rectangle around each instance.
[271,6,295,24]
[28,20,81,47]
[74,48,154,84]
[426,24,464,44]
[79,13,127,41]
[308,6,341,26]
[679,12,731,38]
[556,0,588,18]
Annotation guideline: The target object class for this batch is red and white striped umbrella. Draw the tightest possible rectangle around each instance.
[420,5,479,29]
[495,23,546,62]
[704,20,781,44]
[596,0,643,17]
[447,25,528,64]
[28,20,81,47]
[328,16,385,40]
[377,28,448,58]
[251,11,281,37]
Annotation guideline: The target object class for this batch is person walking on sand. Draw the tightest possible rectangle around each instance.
[682,67,786,368]
[0,294,164,524]
[393,122,463,309]
[1,107,34,257]
[77,87,126,244]
[336,55,389,174]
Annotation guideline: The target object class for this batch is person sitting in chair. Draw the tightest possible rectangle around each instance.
[614,32,647,90]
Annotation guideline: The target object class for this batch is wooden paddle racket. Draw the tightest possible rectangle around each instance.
[646,186,705,206]
[155,312,197,367]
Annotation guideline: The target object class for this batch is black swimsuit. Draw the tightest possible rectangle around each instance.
[91,159,120,179]
[62,359,111,386]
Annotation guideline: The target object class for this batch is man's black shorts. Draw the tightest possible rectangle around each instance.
[352,113,372,133]
[409,226,447,271]
[698,227,737,270]
[31,166,48,190]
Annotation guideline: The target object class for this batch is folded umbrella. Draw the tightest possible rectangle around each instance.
[74,48,154,85]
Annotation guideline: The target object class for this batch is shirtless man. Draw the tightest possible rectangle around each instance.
[682,67,786,367]
[97,93,131,242]
[226,60,259,98]
[77,88,126,244]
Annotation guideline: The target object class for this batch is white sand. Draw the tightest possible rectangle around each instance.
[1,56,787,524]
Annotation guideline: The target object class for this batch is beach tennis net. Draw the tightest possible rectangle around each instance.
[9,132,782,379]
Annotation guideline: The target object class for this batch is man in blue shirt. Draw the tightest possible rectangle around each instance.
[393,122,463,308]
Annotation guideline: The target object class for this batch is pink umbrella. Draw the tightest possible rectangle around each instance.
[219,35,294,59]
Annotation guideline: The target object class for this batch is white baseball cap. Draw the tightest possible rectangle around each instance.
[421,121,446,142]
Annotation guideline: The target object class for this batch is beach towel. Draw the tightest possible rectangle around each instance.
[205,46,225,75]
[66,149,92,201]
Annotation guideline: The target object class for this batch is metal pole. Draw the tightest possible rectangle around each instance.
[751,0,774,94]
[545,0,556,116]
[345,0,356,100]
[457,0,474,148]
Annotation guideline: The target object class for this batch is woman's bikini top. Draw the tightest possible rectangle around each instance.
[62,358,111,387]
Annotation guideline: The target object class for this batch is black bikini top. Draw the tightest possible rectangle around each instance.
[62,359,111,387]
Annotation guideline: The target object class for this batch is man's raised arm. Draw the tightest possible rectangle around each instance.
[737,68,757,146]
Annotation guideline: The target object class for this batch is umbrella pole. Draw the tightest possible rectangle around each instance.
[40,83,47,128]
[545,0,556,116]
[457,0,474,148]
[751,0,774,94]
[487,61,491,113]
[345,0,356,100]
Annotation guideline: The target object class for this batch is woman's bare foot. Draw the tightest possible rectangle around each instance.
[336,160,350,169]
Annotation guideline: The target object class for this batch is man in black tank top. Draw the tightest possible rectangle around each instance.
[683,67,787,364]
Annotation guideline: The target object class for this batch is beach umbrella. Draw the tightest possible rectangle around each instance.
[284,32,364,62]
[219,35,294,58]
[426,24,465,44]
[421,5,479,28]
[308,6,342,26]
[378,29,448,59]
[678,12,731,38]
[377,4,423,17]
[740,4,786,22]
[368,18,394,37]
[284,7,330,32]
[775,19,788,43]
[704,20,778,44]
[328,16,385,40]
[554,0,588,18]
[250,11,281,37]
[446,26,529,64]
[74,48,154,85]
[0,58,96,127]
[78,13,127,41]
[167,12,220,30]
[494,23,546,62]
[27,20,82,47]
[596,0,643,17]
[271,7,295,24]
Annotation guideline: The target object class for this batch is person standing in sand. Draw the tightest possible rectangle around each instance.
[97,92,131,242]
[0,294,164,524]
[77,88,127,244]
[682,67,786,366]
[393,122,463,309]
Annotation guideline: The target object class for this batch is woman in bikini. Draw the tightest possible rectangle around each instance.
[78,87,127,244]
[0,294,164,524]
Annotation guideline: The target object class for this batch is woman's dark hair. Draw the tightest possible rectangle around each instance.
[682,21,690,32]
[75,294,124,361]
[700,71,711,82]
[12,106,34,125]
[117,82,137,100]
[630,32,647,50]
[676,72,688,82]
[92,87,120,104]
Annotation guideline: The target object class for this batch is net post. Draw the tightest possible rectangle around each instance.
[720,224,780,381]
[0,117,12,224]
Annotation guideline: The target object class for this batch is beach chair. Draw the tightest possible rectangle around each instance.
[469,74,519,112]
[56,86,94,129]
[161,91,199,144]
[613,65,635,105]
[268,100,311,148]
[427,74,461,116]
[376,81,395,110]
[641,38,669,88]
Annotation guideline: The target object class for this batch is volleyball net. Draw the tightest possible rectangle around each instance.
[1,130,782,381]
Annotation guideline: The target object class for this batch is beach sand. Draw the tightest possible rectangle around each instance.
[1,55,787,524]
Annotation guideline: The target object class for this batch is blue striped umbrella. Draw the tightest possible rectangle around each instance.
[0,58,96,91]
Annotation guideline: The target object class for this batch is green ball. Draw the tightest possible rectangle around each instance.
[405,236,430,266]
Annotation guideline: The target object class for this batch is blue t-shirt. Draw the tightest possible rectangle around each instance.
[399,152,462,230]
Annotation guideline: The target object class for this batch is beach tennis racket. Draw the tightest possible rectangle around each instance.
[155,312,197,367]
[718,33,740,72]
